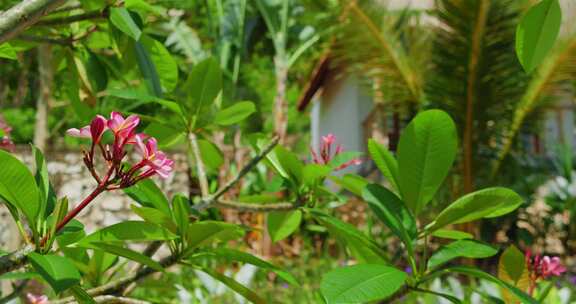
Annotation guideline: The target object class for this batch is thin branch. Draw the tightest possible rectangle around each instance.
[0,279,29,304]
[92,295,151,304]
[17,34,72,46]
[0,245,34,276]
[193,136,280,211]
[215,200,295,212]
[35,9,108,26]
[119,241,164,296]
[0,0,67,45]
[189,133,209,198]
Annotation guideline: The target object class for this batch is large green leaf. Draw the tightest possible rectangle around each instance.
[198,139,224,172]
[83,242,164,272]
[131,205,177,233]
[427,266,537,304]
[310,210,388,264]
[185,221,244,249]
[124,179,171,216]
[329,174,369,197]
[109,8,142,41]
[397,110,457,215]
[79,221,177,245]
[362,184,416,252]
[183,57,222,125]
[197,267,265,304]
[274,145,304,184]
[321,264,407,303]
[267,210,302,242]
[428,240,498,269]
[172,194,191,237]
[141,36,178,92]
[28,253,81,293]
[134,39,162,97]
[515,0,562,73]
[32,145,55,221]
[431,229,473,240]
[70,285,96,304]
[0,150,40,230]
[499,245,526,283]
[214,101,256,126]
[426,187,523,233]
[193,248,298,285]
[367,139,399,191]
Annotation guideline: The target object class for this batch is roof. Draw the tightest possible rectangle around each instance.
[296,54,333,112]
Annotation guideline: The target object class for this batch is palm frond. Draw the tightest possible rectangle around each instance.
[493,34,576,176]
[331,1,428,107]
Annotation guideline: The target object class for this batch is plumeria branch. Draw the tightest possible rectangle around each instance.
[214,199,296,212]
[0,245,34,276]
[193,136,280,211]
[188,133,210,198]
[0,0,67,44]
[35,8,108,26]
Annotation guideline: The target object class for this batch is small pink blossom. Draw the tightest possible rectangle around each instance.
[26,293,48,304]
[0,115,15,152]
[311,133,362,170]
[108,112,139,139]
[66,115,108,144]
[135,137,174,179]
[541,256,566,278]
[525,250,566,295]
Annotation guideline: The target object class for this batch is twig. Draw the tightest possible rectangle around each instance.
[17,34,72,46]
[192,136,280,211]
[0,0,68,44]
[118,241,164,296]
[0,245,34,276]
[0,279,29,304]
[189,133,209,198]
[215,200,295,212]
[36,9,108,26]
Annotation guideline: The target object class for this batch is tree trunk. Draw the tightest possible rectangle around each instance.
[273,57,288,143]
[33,44,52,151]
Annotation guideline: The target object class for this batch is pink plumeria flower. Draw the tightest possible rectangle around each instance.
[311,133,362,170]
[541,256,566,278]
[135,137,174,178]
[66,115,108,144]
[108,112,140,140]
[26,293,48,304]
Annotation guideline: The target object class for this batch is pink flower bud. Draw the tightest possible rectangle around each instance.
[89,115,108,143]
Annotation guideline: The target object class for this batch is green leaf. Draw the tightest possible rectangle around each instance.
[267,210,302,242]
[124,179,171,216]
[329,174,369,197]
[0,43,17,60]
[397,110,457,215]
[310,210,388,264]
[515,0,562,73]
[109,8,142,41]
[428,240,498,269]
[428,266,538,304]
[426,187,523,233]
[186,221,244,249]
[214,101,256,125]
[321,264,407,303]
[56,219,86,247]
[28,253,81,293]
[431,229,473,240]
[198,139,224,172]
[302,164,331,186]
[141,36,178,92]
[367,139,399,191]
[499,245,526,283]
[197,267,265,304]
[0,150,40,230]
[130,205,177,233]
[83,242,164,272]
[274,146,304,184]
[183,57,222,125]
[79,221,177,245]
[32,145,54,221]
[172,194,191,237]
[362,184,416,253]
[144,121,185,148]
[193,248,298,285]
[85,51,108,92]
[134,39,162,97]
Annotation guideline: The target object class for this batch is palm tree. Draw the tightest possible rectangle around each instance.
[330,0,576,195]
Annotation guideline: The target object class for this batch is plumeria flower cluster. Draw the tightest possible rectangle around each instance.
[311,134,362,170]
[0,115,15,152]
[525,250,566,295]
[26,293,48,304]
[67,112,174,189]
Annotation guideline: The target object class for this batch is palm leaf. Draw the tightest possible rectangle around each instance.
[493,34,576,176]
